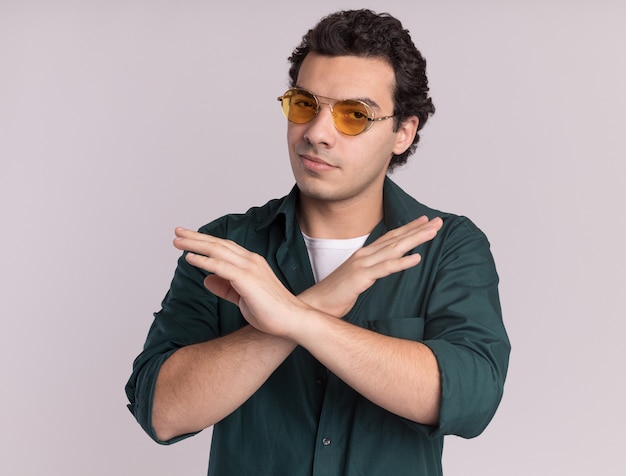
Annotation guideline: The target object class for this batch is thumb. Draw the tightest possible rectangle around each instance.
[204,274,241,306]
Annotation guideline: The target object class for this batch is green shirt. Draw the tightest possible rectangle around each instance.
[126,177,510,476]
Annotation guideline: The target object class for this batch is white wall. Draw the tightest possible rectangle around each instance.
[1,1,624,474]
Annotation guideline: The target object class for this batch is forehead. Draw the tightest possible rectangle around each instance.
[296,53,396,107]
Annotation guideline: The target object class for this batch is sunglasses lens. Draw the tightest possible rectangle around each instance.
[281,89,318,124]
[333,100,370,135]
[279,89,373,135]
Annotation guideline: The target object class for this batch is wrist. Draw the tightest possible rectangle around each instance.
[298,285,350,318]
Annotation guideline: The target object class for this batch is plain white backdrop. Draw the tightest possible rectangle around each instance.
[1,0,624,474]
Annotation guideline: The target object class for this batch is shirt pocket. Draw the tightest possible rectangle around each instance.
[365,317,425,341]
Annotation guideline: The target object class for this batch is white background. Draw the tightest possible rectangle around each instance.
[1,0,624,474]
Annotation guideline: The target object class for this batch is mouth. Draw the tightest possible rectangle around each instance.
[299,154,337,172]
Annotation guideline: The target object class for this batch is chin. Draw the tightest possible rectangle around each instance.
[294,179,331,200]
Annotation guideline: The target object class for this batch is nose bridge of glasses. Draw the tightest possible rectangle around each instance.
[312,98,339,121]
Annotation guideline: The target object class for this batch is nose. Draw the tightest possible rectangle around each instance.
[303,101,337,147]
[318,100,335,115]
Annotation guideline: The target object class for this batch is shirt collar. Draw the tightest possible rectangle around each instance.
[381,176,425,229]
[256,184,300,234]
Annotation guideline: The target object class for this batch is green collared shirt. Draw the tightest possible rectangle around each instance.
[126,178,510,476]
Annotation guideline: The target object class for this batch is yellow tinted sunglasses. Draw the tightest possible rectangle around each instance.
[277,88,395,136]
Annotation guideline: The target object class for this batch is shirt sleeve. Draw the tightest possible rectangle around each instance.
[421,216,511,439]
[124,247,220,444]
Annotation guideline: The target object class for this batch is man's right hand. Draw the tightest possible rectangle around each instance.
[299,215,443,318]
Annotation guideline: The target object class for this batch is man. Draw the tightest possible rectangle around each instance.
[126,9,510,475]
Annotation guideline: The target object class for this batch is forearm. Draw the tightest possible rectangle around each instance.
[152,325,295,441]
[292,309,441,425]
[151,288,341,442]
[157,219,443,436]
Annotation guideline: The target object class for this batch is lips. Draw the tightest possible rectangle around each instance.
[301,154,332,166]
[299,154,338,172]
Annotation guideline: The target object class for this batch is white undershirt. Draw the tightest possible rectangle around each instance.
[301,232,370,283]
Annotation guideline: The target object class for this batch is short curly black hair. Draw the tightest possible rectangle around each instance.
[288,9,435,170]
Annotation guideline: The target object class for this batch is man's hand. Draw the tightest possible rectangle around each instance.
[300,216,443,318]
[174,229,308,338]
[174,215,442,335]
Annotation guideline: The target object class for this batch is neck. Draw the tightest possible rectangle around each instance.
[297,190,384,239]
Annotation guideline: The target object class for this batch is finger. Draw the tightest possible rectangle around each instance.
[203,274,241,305]
[348,251,423,289]
[386,216,442,244]
[361,216,439,255]
[184,247,250,279]
[366,216,430,248]
[174,230,249,259]
[174,227,219,241]
[357,217,442,266]
[174,228,220,252]
[385,217,442,253]
[366,252,422,280]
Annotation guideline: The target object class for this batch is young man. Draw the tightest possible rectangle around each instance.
[126,9,510,475]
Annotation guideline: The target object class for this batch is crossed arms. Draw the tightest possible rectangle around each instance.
[152,216,444,441]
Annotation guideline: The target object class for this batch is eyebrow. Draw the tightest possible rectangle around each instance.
[295,86,383,111]
[354,96,382,110]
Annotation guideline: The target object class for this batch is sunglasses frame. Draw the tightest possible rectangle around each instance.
[277,87,396,136]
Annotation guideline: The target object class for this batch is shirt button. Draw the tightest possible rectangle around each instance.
[322,438,331,446]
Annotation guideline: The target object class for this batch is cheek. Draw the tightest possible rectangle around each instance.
[286,123,303,145]
[359,134,396,162]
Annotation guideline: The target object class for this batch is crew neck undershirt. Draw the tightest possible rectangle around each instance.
[301,232,369,283]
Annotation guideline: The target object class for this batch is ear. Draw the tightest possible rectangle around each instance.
[392,116,419,155]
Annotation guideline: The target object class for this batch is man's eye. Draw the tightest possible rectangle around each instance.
[294,100,316,109]
[343,109,367,120]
